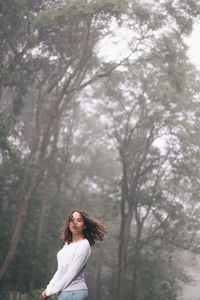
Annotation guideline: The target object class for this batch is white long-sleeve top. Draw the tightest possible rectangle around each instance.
[46,239,91,297]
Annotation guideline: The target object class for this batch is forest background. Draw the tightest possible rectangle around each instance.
[1,0,200,300]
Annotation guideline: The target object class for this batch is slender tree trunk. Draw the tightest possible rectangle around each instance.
[132,205,150,299]
[132,262,139,300]
[36,113,60,250]
[11,84,44,228]
[132,222,143,300]
[9,291,13,300]
[16,292,20,300]
[117,209,133,300]
[0,46,6,109]
[95,258,102,300]
[117,160,134,300]
[22,293,28,300]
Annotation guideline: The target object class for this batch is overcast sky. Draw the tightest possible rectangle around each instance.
[98,21,200,68]
[186,23,200,67]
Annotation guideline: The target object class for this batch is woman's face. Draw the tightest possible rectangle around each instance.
[69,211,85,234]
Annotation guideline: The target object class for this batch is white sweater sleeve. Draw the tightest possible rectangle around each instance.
[46,241,91,296]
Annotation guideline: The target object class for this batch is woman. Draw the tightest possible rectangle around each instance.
[42,210,108,300]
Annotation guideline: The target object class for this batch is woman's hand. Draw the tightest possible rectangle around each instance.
[42,290,47,299]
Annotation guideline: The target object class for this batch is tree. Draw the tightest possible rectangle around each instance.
[0,0,123,281]
[92,13,200,298]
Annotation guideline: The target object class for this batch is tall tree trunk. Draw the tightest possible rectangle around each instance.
[95,257,102,300]
[117,209,133,300]
[132,205,149,299]
[117,163,133,300]
[132,222,143,300]
[132,268,139,300]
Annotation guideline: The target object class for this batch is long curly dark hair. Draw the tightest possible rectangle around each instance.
[60,210,108,246]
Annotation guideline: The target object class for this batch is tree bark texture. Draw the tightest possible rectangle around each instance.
[117,163,134,300]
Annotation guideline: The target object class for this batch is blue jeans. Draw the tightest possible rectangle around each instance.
[58,290,88,300]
